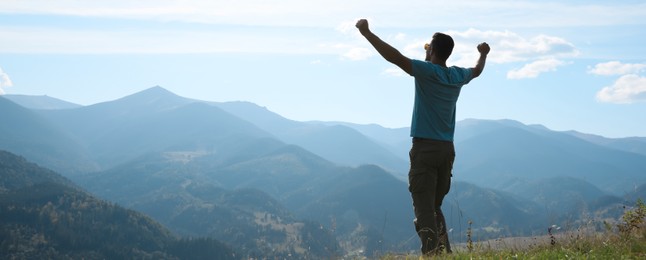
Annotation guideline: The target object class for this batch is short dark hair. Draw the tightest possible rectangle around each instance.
[431,33,454,61]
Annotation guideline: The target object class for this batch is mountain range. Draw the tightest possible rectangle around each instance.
[1,86,644,257]
[453,119,646,195]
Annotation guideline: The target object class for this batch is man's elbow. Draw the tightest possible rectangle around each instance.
[472,68,483,79]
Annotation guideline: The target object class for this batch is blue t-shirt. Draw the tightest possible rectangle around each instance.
[410,59,473,141]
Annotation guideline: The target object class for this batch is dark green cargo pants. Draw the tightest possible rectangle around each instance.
[408,137,454,255]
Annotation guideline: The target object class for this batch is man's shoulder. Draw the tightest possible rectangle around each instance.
[448,66,474,83]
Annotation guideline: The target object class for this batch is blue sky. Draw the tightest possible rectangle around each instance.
[1,0,645,138]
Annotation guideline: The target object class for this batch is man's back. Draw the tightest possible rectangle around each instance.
[410,60,473,141]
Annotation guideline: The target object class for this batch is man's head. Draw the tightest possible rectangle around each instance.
[425,32,454,62]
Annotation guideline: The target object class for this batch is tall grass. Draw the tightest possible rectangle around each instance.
[382,199,646,259]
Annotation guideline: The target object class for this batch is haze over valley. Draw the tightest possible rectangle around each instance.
[1,87,645,258]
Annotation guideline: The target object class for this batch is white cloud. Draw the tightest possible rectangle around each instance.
[588,61,646,76]
[366,28,579,70]
[0,67,13,95]
[507,58,567,79]
[340,27,578,80]
[449,29,578,66]
[596,74,646,104]
[589,61,646,104]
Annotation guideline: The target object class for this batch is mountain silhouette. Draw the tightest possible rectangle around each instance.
[452,119,646,195]
[216,101,408,175]
[2,87,644,257]
[565,130,646,157]
[38,87,272,170]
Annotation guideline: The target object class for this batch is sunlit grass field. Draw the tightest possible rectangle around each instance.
[383,200,646,259]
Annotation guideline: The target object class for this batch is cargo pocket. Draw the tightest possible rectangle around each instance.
[408,168,431,193]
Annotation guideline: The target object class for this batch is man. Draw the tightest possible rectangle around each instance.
[356,19,489,255]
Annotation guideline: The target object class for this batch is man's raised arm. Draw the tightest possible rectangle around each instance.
[356,19,412,75]
[471,42,490,78]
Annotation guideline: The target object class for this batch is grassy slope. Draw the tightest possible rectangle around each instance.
[382,201,646,259]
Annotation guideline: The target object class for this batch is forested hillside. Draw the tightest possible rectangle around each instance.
[0,150,237,259]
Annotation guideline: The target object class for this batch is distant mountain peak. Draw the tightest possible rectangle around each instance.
[97,86,193,112]
[131,85,179,99]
